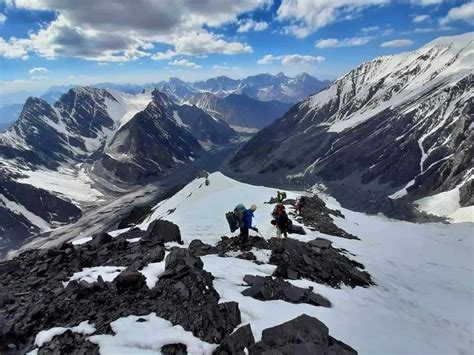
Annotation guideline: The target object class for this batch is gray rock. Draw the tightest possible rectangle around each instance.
[144,220,182,244]
[214,324,255,355]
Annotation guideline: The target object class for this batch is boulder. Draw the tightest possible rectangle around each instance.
[214,324,255,355]
[249,314,357,355]
[270,238,373,288]
[37,330,99,355]
[90,232,112,249]
[113,271,146,291]
[164,248,204,272]
[189,239,218,256]
[161,343,187,355]
[242,275,331,308]
[143,220,182,244]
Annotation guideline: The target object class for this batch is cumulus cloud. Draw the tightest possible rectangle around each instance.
[29,67,48,74]
[237,18,269,32]
[381,39,415,47]
[168,59,202,69]
[440,2,474,26]
[0,13,6,23]
[257,54,325,65]
[315,37,371,48]
[413,14,430,23]
[151,49,177,61]
[3,0,266,61]
[0,37,30,59]
[276,0,389,38]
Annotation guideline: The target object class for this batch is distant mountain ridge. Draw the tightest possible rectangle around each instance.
[186,92,292,129]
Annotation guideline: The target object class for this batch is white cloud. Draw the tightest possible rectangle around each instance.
[237,18,268,32]
[361,26,380,34]
[151,49,177,61]
[172,31,252,56]
[440,2,474,26]
[0,37,30,59]
[414,27,436,33]
[381,39,415,48]
[257,54,275,64]
[410,0,443,5]
[213,64,239,71]
[315,36,371,48]
[257,54,325,65]
[413,14,430,23]
[29,67,48,74]
[31,75,48,81]
[168,59,202,69]
[0,13,6,24]
[276,0,390,38]
[4,0,266,61]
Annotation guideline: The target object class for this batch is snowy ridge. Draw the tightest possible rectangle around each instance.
[304,32,474,133]
[230,33,473,221]
[58,172,472,354]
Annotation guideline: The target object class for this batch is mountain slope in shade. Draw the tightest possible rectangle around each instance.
[230,33,474,221]
[94,91,206,183]
[187,92,292,129]
[0,87,235,256]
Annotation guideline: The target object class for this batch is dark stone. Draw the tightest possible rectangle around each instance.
[37,330,99,355]
[270,238,373,288]
[309,238,332,249]
[213,324,255,355]
[249,314,357,355]
[91,232,112,249]
[237,252,257,261]
[161,343,187,355]
[0,260,20,274]
[143,220,182,244]
[163,248,204,274]
[189,239,218,256]
[113,271,146,291]
[242,275,331,308]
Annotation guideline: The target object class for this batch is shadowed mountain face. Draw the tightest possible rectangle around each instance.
[230,34,474,210]
[187,92,292,129]
[0,87,236,257]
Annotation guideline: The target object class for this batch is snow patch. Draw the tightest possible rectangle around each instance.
[88,313,216,354]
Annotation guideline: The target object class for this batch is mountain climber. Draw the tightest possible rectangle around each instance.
[295,196,304,215]
[277,190,287,203]
[272,203,291,239]
[240,204,258,242]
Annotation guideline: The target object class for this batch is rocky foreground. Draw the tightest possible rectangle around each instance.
[0,199,372,354]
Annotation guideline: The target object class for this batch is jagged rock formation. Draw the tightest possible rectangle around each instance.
[230,33,474,218]
[0,87,235,256]
[157,72,329,104]
[0,218,363,354]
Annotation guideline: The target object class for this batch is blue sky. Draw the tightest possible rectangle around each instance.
[0,0,473,103]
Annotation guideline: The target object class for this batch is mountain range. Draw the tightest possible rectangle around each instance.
[230,33,473,220]
[0,33,472,258]
[0,87,236,257]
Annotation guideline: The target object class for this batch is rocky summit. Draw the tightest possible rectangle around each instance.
[0,212,364,354]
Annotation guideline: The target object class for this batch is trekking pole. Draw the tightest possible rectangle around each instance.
[257,230,266,240]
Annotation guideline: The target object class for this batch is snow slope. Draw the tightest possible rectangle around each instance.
[86,172,474,355]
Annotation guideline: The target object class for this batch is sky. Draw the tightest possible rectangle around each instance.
[0,0,473,104]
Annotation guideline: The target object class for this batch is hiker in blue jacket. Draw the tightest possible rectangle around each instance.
[240,204,258,242]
